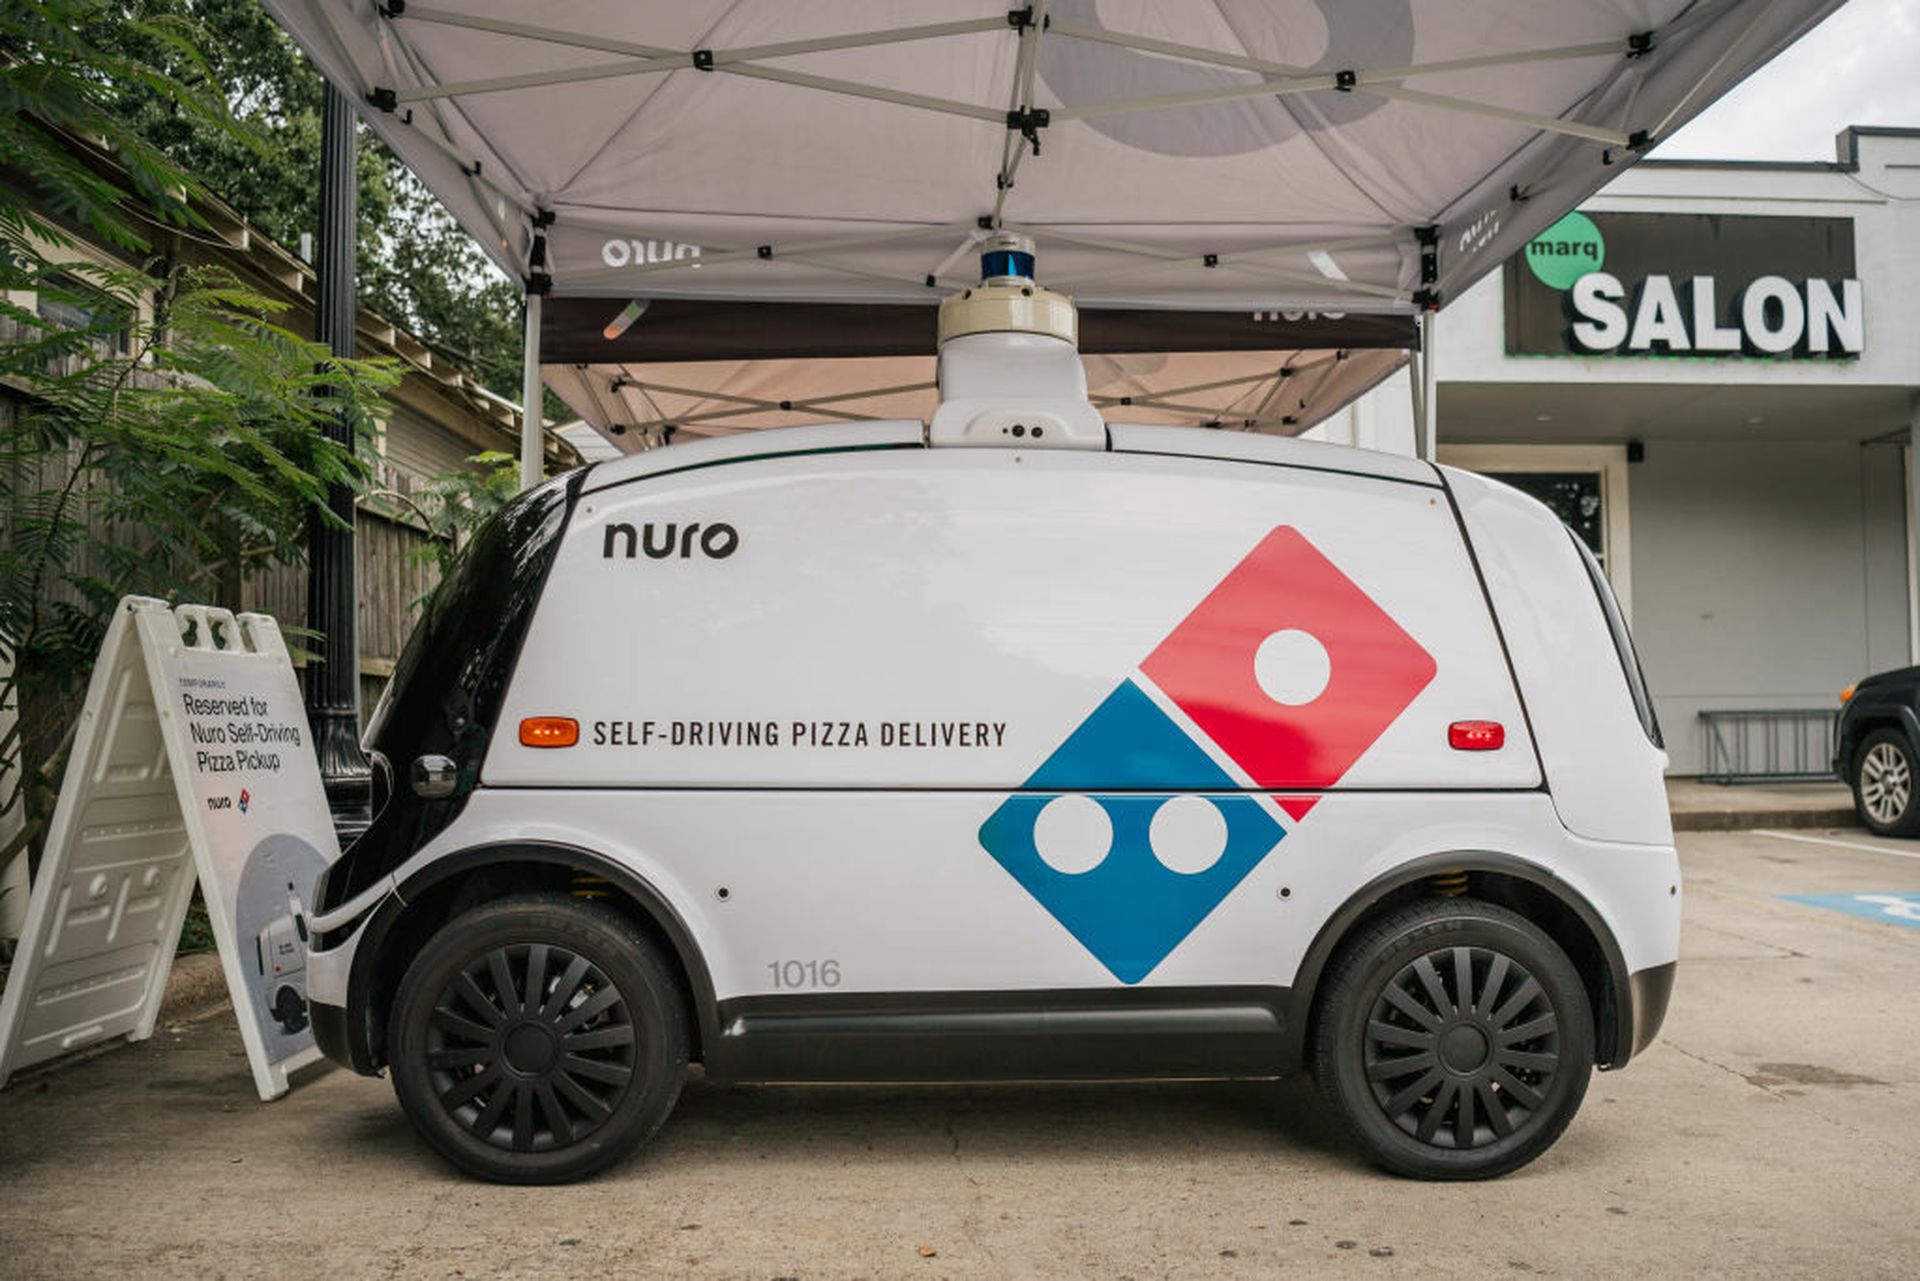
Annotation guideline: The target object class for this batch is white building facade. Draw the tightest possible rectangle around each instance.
[1314,127,1920,776]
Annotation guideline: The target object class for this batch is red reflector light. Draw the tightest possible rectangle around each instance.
[1448,720,1505,751]
[519,716,579,748]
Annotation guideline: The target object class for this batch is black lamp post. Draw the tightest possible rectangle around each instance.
[306,82,371,840]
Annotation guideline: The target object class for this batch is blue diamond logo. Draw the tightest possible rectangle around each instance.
[978,680,1285,983]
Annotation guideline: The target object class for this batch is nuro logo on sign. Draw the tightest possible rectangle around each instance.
[1510,211,1863,358]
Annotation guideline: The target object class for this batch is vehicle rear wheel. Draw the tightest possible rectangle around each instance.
[1852,729,1920,837]
[388,892,688,1184]
[1313,897,1593,1180]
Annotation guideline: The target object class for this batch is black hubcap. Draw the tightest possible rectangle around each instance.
[1363,945,1560,1150]
[426,943,637,1153]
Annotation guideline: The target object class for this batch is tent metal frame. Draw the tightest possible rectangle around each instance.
[353,2,1716,311]
[263,0,1832,483]
[385,14,1643,146]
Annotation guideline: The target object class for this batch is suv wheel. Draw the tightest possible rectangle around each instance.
[388,892,688,1184]
[1853,729,1920,837]
[1313,898,1594,1180]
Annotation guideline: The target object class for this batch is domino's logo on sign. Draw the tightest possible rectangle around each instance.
[978,526,1435,983]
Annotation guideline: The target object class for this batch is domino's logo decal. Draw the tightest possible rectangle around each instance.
[978,526,1436,983]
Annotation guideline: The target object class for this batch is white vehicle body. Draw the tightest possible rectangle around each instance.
[304,251,1678,1181]
[309,422,1677,1074]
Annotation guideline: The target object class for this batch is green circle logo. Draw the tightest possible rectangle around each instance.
[1524,212,1605,290]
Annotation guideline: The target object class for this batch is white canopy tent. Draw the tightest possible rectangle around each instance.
[259,0,1844,473]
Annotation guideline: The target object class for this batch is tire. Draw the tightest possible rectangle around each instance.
[388,892,688,1184]
[272,985,309,1035]
[1312,897,1594,1180]
[1852,729,1920,837]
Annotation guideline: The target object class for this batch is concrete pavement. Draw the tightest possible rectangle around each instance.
[2,828,1917,1278]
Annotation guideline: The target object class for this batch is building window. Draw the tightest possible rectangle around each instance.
[1487,471,1606,565]
[34,272,132,355]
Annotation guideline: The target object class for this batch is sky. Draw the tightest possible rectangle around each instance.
[1655,0,1920,160]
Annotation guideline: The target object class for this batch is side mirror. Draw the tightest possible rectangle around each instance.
[410,754,460,800]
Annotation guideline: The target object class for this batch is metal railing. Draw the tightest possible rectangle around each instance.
[1698,709,1838,784]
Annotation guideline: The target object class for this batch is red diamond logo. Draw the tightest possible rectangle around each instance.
[1140,526,1435,794]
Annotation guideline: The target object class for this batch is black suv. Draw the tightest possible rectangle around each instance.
[1835,666,1920,837]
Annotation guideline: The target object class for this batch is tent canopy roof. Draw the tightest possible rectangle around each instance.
[265,0,1841,313]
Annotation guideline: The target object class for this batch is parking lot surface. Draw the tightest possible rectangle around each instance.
[3,828,1918,1278]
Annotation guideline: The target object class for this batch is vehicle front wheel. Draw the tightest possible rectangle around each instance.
[1852,729,1920,837]
[1313,897,1594,1180]
[388,892,688,1184]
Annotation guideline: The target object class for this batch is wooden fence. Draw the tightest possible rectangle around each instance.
[242,500,445,714]
[4,376,453,717]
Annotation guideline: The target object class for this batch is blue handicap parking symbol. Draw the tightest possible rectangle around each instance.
[1780,892,1920,930]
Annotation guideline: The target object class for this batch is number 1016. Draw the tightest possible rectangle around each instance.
[767,959,841,989]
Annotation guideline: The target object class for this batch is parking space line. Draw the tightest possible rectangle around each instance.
[1754,829,1920,861]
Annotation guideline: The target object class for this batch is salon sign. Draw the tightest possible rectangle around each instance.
[1506,211,1862,359]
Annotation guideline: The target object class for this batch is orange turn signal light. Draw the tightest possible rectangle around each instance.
[519,716,579,748]
[1448,720,1505,751]
[1839,684,1855,704]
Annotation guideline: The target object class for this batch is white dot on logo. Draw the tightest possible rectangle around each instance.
[1254,628,1331,706]
[1149,796,1229,875]
[1033,795,1112,875]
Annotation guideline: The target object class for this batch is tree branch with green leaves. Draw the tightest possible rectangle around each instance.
[1,0,400,878]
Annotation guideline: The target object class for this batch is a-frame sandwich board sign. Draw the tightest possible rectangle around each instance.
[0,597,341,1100]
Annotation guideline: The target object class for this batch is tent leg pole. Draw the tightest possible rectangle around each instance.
[1417,311,1439,462]
[1407,346,1426,460]
[520,291,544,491]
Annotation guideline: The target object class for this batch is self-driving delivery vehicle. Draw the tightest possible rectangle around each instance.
[257,885,311,1036]
[305,238,1678,1184]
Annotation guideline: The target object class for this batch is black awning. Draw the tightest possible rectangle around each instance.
[542,297,1416,365]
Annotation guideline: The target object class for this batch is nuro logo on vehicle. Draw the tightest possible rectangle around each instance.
[602,520,740,560]
[978,526,1436,983]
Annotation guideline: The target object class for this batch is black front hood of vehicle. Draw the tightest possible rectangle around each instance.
[314,468,586,920]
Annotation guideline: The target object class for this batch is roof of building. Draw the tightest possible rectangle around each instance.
[23,124,576,469]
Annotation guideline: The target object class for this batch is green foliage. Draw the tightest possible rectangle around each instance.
[176,889,215,955]
[0,0,222,252]
[0,0,402,874]
[374,449,519,591]
[97,0,385,254]
[103,0,527,401]
[418,449,520,568]
[361,179,526,398]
